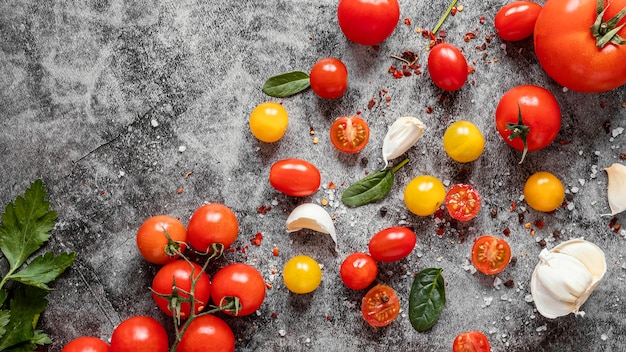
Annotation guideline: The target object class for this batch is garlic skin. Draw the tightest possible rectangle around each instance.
[530,238,606,319]
[285,203,337,251]
[605,163,626,215]
[382,116,425,167]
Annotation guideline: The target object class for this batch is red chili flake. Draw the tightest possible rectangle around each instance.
[557,139,571,145]
[367,98,377,109]
[464,32,477,42]
[271,312,278,319]
[403,18,411,26]
[503,227,511,237]
[356,110,362,115]
[510,202,516,212]
[385,96,392,102]
[468,65,476,74]
[439,29,447,39]
[451,7,457,16]
[600,101,607,109]
[503,279,515,288]
[265,282,273,289]
[257,205,272,214]
[614,223,622,233]
[518,212,525,224]
[426,106,434,114]
[434,208,445,219]
[437,226,445,236]
[228,247,236,253]
[421,29,430,38]
[100,191,106,195]
[177,188,183,194]
[241,246,247,254]
[328,182,336,189]
[534,219,544,229]
[402,65,412,76]
[272,247,280,256]
[251,232,263,246]
[620,153,626,160]
[479,16,485,24]
[372,45,380,52]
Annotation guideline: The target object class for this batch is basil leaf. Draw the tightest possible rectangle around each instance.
[341,168,394,207]
[262,71,310,97]
[409,268,446,332]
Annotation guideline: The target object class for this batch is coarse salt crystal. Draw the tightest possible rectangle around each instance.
[151,119,159,127]
[612,127,624,138]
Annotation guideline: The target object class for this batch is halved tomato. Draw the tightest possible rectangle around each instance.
[471,235,512,275]
[445,184,482,222]
[361,284,400,327]
[330,116,370,153]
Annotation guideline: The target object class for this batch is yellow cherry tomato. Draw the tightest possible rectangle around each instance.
[283,255,322,294]
[404,175,446,216]
[249,102,288,142]
[443,120,485,163]
[524,171,565,212]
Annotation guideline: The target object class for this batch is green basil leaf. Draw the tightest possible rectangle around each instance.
[341,168,394,207]
[409,268,446,332]
[262,71,310,97]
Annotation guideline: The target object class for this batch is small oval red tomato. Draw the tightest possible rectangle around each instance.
[453,330,491,352]
[176,314,235,352]
[428,43,468,91]
[368,226,416,262]
[494,1,542,41]
[269,158,321,197]
[62,336,110,352]
[340,252,378,290]
[187,203,239,252]
[151,260,211,319]
[211,263,266,316]
[136,215,187,265]
[110,316,168,352]
[445,184,482,222]
[330,116,370,154]
[337,0,400,45]
[361,284,400,327]
[472,235,512,275]
[309,58,348,99]
[495,85,561,162]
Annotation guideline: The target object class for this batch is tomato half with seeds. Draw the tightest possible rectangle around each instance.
[176,314,235,352]
[151,260,211,319]
[471,235,512,275]
[361,284,400,328]
[330,116,370,154]
[62,336,110,352]
[494,1,542,41]
[340,252,378,290]
[337,0,400,45]
[211,263,266,316]
[187,203,239,253]
[269,158,321,197]
[452,330,491,352]
[368,226,416,262]
[428,43,468,91]
[310,58,348,99]
[445,184,482,222]
[524,171,565,212]
[110,316,168,352]
[136,215,187,265]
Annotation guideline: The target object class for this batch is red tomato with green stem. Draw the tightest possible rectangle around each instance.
[534,0,626,92]
[337,0,400,45]
[428,43,468,91]
[495,85,561,163]
[269,158,321,197]
[151,260,212,319]
[309,58,348,99]
[368,226,416,262]
[340,252,378,290]
[211,263,266,316]
[453,330,491,352]
[330,116,370,154]
[445,184,482,222]
[471,235,512,275]
[110,316,168,352]
[494,1,542,41]
[62,336,110,352]
[136,215,187,265]
[187,203,239,253]
[175,314,235,352]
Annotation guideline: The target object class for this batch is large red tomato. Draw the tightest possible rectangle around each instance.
[534,0,626,92]
[337,0,400,45]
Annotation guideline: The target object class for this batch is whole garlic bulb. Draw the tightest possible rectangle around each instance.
[530,238,606,319]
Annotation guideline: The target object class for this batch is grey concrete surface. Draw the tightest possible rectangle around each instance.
[1,0,626,351]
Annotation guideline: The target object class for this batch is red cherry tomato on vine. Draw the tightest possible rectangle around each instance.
[211,263,266,316]
[151,260,211,319]
[62,336,110,352]
[187,203,239,252]
[428,43,468,91]
[136,215,187,265]
[337,0,400,46]
[329,116,370,154]
[494,1,542,41]
[269,158,321,197]
[361,284,400,327]
[340,252,378,290]
[471,235,512,275]
[452,330,491,352]
[110,316,168,352]
[495,85,561,162]
[445,184,482,222]
[309,58,348,99]
[368,226,416,262]
[176,314,235,352]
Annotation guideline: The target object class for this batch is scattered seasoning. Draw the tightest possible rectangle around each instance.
[361,157,369,166]
[534,219,544,229]
[265,282,273,289]
[503,279,515,288]
[257,205,272,214]
[479,16,485,24]
[451,7,457,16]
[404,18,412,26]
[620,153,626,160]
[490,208,498,218]
[310,127,316,135]
[184,171,193,178]
[524,223,531,229]
[530,228,536,237]
[553,230,562,238]
[273,247,280,256]
[518,212,525,224]
[426,106,434,114]
[502,227,511,237]
[509,256,518,266]
[603,120,612,134]
[538,238,546,247]
[312,136,319,144]
[321,198,329,206]
[271,312,278,319]
[177,187,183,194]
[464,32,477,42]
[510,202,516,212]
[379,206,388,217]
[328,182,336,189]
[600,101,607,109]
[251,232,263,246]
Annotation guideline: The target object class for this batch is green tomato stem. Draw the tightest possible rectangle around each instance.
[505,104,530,164]
[432,0,458,35]
[391,158,409,173]
[592,0,626,47]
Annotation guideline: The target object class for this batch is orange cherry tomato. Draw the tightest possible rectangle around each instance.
[361,284,400,327]
[471,235,512,275]
[136,215,187,265]
[329,116,370,154]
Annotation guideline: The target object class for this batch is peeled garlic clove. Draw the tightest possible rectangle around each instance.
[382,116,425,167]
[552,238,606,279]
[531,268,578,319]
[535,251,592,303]
[285,203,337,251]
[605,163,626,215]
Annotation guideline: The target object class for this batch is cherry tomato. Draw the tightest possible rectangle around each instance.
[269,158,321,197]
[211,263,266,316]
[361,284,400,328]
[524,171,565,212]
[151,260,211,319]
[452,330,491,352]
[187,203,239,252]
[309,58,348,99]
[495,85,561,162]
[404,175,446,216]
[283,255,322,294]
[136,215,187,265]
[340,252,378,290]
[427,43,468,91]
[110,316,168,352]
[471,235,512,275]
[494,1,542,41]
[329,116,370,154]
[62,336,110,352]
[443,120,485,163]
[176,314,235,352]
[534,0,626,92]
[367,226,416,262]
[445,184,482,222]
[249,101,288,142]
[337,0,400,46]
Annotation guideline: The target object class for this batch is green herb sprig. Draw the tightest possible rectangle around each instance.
[341,159,409,207]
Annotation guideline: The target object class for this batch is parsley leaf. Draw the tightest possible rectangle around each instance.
[9,252,77,290]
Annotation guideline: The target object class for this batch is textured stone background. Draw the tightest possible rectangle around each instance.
[1,0,625,351]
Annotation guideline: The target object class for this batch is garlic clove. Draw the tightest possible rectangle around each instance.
[535,250,592,303]
[382,116,425,167]
[604,163,626,215]
[531,267,578,319]
[552,238,606,280]
[285,203,337,251]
